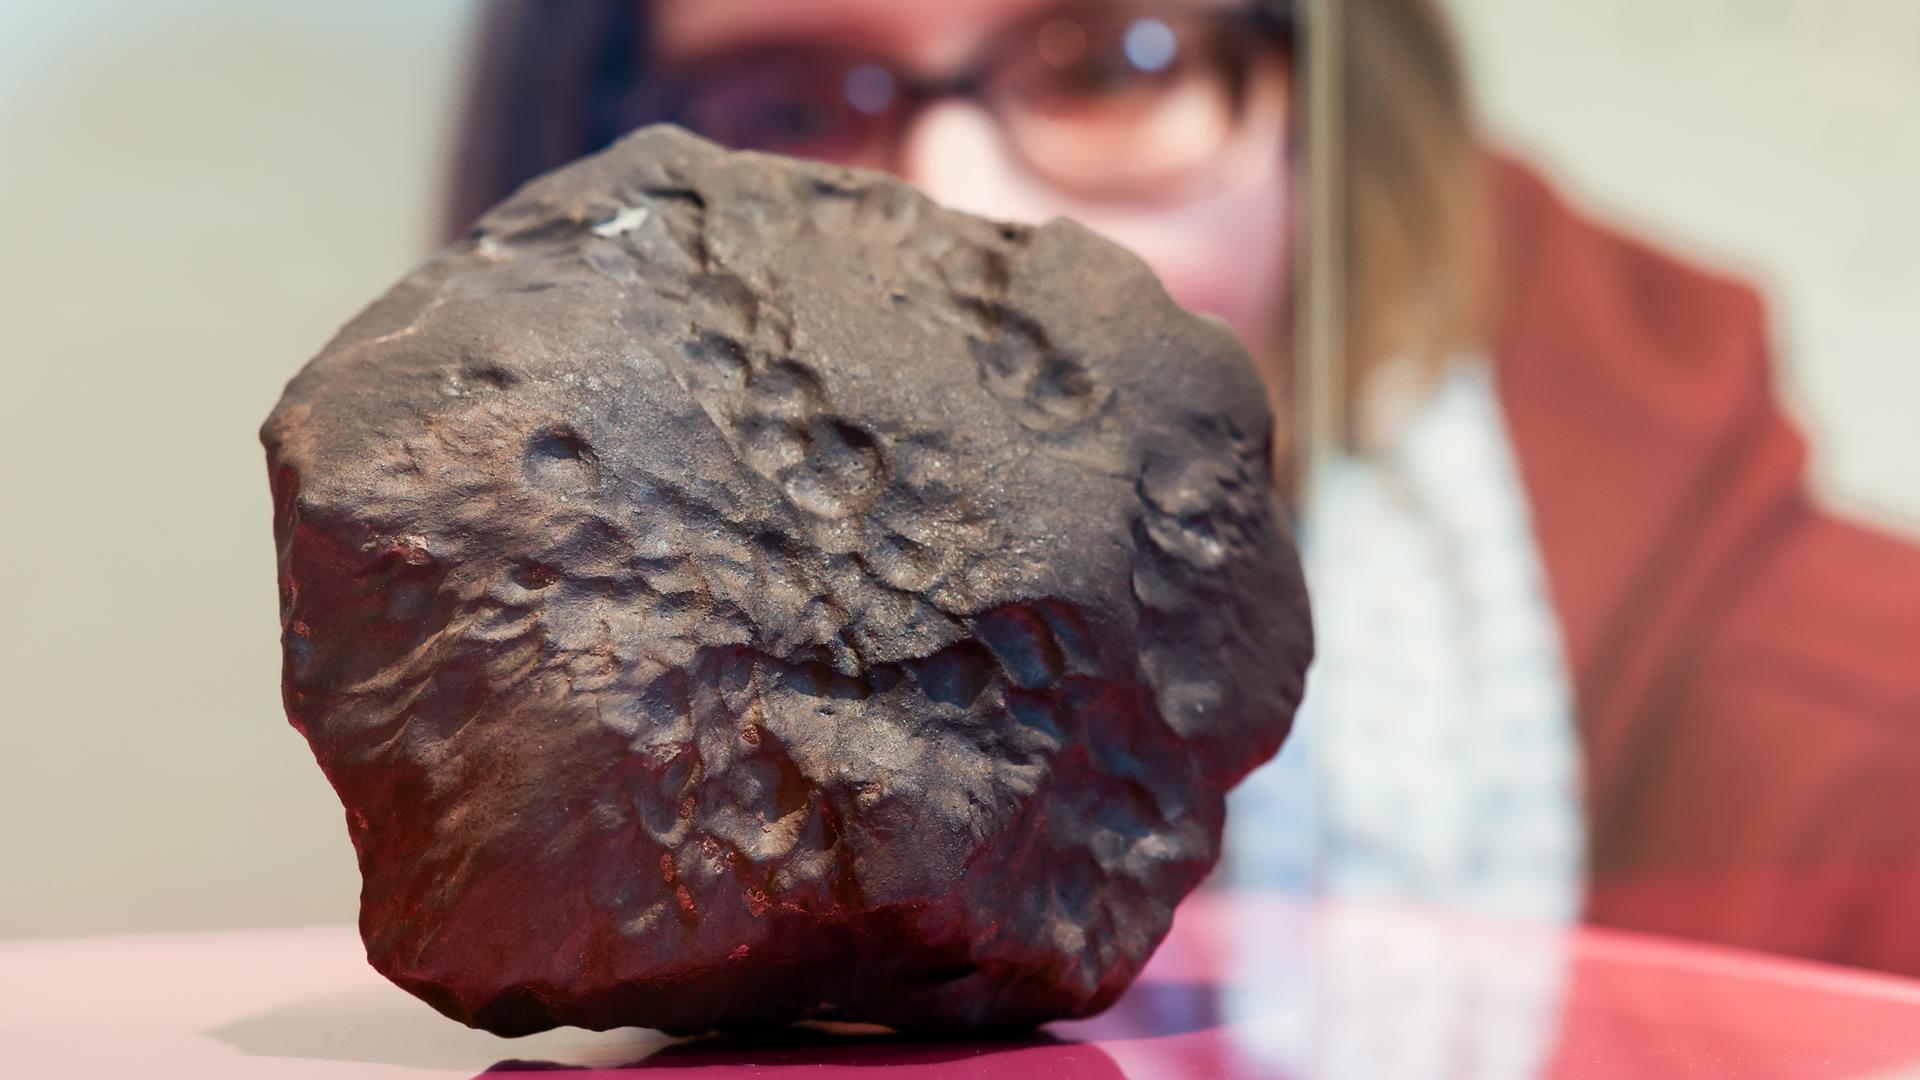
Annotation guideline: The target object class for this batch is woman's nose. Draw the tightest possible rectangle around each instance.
[895,99,1058,225]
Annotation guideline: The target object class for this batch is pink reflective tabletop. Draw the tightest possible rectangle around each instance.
[10,890,1920,1078]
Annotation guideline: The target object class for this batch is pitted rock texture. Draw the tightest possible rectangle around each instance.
[262,126,1312,1037]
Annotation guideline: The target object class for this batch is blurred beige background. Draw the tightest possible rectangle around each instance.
[0,0,470,938]
[1,0,1915,938]
[1448,0,1920,530]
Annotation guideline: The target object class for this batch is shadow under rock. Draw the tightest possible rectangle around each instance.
[484,1024,1127,1077]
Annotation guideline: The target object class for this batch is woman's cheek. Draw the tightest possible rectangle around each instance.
[1069,174,1292,354]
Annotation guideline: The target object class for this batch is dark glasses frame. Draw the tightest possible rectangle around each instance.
[620,0,1297,203]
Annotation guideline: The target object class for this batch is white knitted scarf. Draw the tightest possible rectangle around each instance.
[1226,360,1586,923]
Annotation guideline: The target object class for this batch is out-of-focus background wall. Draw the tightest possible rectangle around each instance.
[1,0,1914,938]
[1448,0,1920,529]
[0,0,471,937]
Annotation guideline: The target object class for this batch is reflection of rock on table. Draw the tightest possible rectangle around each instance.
[8,890,1920,1078]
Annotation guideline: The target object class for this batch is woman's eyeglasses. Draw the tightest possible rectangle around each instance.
[644,2,1295,203]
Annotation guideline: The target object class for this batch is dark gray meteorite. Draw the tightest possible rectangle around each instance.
[262,126,1311,1036]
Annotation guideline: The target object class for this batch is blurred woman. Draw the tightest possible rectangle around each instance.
[446,0,1920,976]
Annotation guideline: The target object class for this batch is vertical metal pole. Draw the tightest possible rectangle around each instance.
[1295,0,1347,506]
[1296,0,1345,934]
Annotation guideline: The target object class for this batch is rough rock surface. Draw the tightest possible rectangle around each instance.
[261,126,1312,1036]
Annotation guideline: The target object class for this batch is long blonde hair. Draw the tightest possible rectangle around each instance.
[1301,0,1489,464]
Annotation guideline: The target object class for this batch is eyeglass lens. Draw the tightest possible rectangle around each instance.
[666,5,1286,200]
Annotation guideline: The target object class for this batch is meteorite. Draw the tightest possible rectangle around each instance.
[262,125,1312,1036]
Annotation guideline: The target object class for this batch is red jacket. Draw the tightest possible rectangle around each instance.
[1490,156,1920,975]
